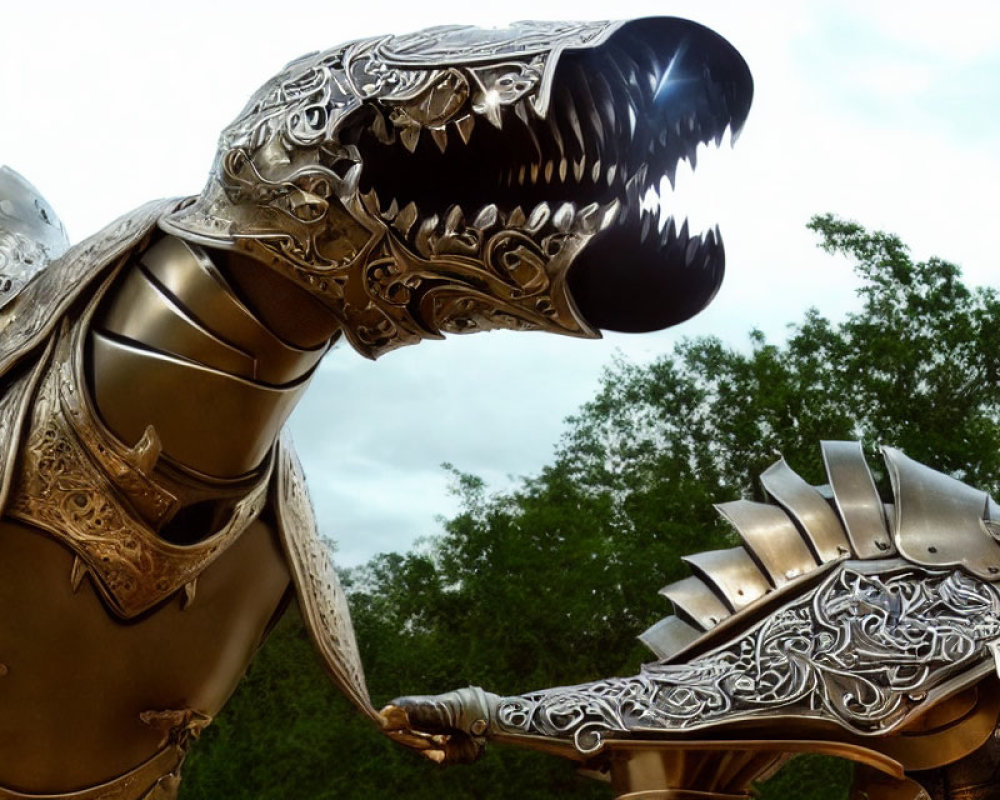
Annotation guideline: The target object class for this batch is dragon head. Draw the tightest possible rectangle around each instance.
[160,18,752,358]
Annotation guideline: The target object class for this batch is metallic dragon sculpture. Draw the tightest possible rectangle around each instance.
[3,14,992,800]
[0,17,751,798]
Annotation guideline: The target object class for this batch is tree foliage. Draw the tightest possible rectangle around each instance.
[181,215,1000,799]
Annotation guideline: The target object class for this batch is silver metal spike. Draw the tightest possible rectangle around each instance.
[430,127,448,154]
[473,204,499,230]
[640,212,654,243]
[600,199,621,230]
[605,163,617,186]
[553,202,575,232]
[591,159,601,183]
[544,160,554,183]
[558,158,568,183]
[444,205,465,233]
[526,202,551,233]
[573,157,586,183]
[507,206,526,228]
[400,126,420,153]
[455,115,475,144]
[530,163,540,184]
[576,202,600,234]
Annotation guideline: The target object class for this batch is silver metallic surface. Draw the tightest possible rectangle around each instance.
[493,562,1000,752]
[101,263,258,379]
[139,236,326,384]
[760,458,851,562]
[659,575,731,630]
[158,18,752,357]
[715,499,820,586]
[681,547,772,612]
[884,447,1000,580]
[822,440,894,559]
[0,166,69,310]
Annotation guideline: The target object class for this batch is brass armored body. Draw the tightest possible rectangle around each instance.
[89,235,328,478]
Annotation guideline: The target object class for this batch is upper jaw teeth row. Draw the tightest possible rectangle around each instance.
[363,191,623,238]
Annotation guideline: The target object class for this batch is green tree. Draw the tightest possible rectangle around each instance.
[182,215,1000,799]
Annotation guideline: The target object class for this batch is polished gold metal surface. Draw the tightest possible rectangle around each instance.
[102,262,258,379]
[89,331,309,478]
[8,325,272,618]
[138,236,327,384]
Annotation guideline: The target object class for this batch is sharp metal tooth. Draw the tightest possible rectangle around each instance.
[361,189,380,215]
[515,100,543,162]
[573,157,586,183]
[591,159,601,183]
[381,198,399,221]
[573,63,605,158]
[678,219,690,250]
[508,206,526,227]
[526,202,551,233]
[686,234,702,265]
[430,126,449,153]
[530,163,540,184]
[393,201,419,237]
[600,199,621,230]
[558,158,568,183]
[371,111,394,145]
[473,204,499,230]
[444,205,465,233]
[558,85,587,159]
[416,214,439,257]
[455,114,475,144]
[605,163,617,186]
[547,109,566,161]
[640,212,653,243]
[553,202,575,232]
[517,165,526,185]
[400,126,421,153]
[665,162,678,190]
[576,202,600,233]
[626,174,641,209]
[544,160,554,183]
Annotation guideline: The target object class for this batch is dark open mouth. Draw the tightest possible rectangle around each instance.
[349,18,752,333]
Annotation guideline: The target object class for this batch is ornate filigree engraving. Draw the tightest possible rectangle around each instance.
[274,432,376,720]
[495,563,1000,753]
[0,198,175,374]
[7,327,271,619]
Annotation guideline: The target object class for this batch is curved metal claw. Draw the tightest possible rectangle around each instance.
[380,687,499,764]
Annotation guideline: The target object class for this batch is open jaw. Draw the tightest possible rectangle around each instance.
[349,18,753,333]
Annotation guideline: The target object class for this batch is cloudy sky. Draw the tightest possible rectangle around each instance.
[2,1,998,566]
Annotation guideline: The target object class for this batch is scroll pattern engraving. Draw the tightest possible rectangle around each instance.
[0,198,175,376]
[7,329,270,618]
[495,564,1000,753]
[275,432,376,719]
